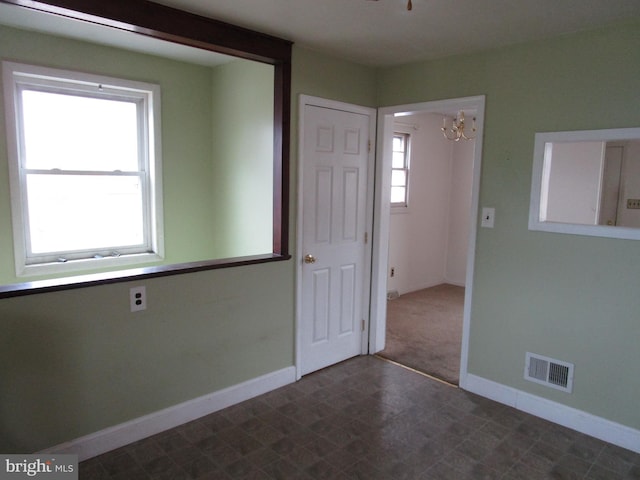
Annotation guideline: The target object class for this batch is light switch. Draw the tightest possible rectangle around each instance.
[481,207,495,228]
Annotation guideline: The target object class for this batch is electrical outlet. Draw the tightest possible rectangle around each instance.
[390,267,396,278]
[130,286,146,312]
[627,199,640,209]
[481,207,495,228]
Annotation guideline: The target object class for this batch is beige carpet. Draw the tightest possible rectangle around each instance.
[378,284,464,385]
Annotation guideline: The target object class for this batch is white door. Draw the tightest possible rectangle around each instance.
[299,102,372,376]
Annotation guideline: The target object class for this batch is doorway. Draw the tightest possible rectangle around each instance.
[370,96,485,391]
[376,111,475,385]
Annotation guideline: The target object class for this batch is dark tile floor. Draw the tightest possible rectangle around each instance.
[80,356,640,479]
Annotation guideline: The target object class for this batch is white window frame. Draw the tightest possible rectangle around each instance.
[2,61,164,277]
[391,130,411,212]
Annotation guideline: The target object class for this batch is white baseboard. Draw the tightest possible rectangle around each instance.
[463,373,640,454]
[403,280,466,295]
[402,281,440,295]
[443,279,466,288]
[41,366,296,461]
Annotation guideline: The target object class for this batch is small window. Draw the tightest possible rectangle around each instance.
[3,61,164,277]
[391,132,410,208]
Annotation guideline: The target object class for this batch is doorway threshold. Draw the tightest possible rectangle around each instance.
[374,354,459,388]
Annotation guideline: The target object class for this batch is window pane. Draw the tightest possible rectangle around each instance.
[21,90,139,171]
[391,169,406,186]
[26,174,144,254]
[391,186,406,204]
[392,151,406,169]
[392,135,404,151]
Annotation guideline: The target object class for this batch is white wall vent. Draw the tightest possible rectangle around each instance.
[524,352,574,393]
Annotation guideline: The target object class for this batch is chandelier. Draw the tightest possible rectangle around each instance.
[441,111,477,141]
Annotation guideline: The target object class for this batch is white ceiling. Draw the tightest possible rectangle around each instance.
[149,0,640,67]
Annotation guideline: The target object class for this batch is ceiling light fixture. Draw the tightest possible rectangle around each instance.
[441,111,477,141]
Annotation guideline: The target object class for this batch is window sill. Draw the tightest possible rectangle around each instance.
[0,253,291,299]
[19,252,165,278]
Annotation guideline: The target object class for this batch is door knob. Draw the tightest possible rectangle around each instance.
[304,254,317,264]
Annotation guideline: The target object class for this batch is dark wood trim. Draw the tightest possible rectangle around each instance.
[0,254,292,299]
[273,59,292,255]
[0,0,292,297]
[0,0,292,63]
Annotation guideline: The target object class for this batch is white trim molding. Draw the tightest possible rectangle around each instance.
[40,366,296,461]
[528,127,640,241]
[465,374,640,454]
[373,95,486,380]
[2,61,165,278]
[295,94,377,380]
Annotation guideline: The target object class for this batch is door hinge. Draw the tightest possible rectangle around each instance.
[361,319,366,332]
[368,140,371,153]
[364,232,368,244]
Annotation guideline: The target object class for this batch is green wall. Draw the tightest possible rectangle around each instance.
[377,19,640,429]
[0,25,274,284]
[292,46,377,108]
[2,15,639,454]
[0,41,376,452]
[0,263,293,452]
[210,60,274,257]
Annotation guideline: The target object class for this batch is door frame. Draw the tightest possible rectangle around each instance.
[370,96,486,388]
[295,95,377,380]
